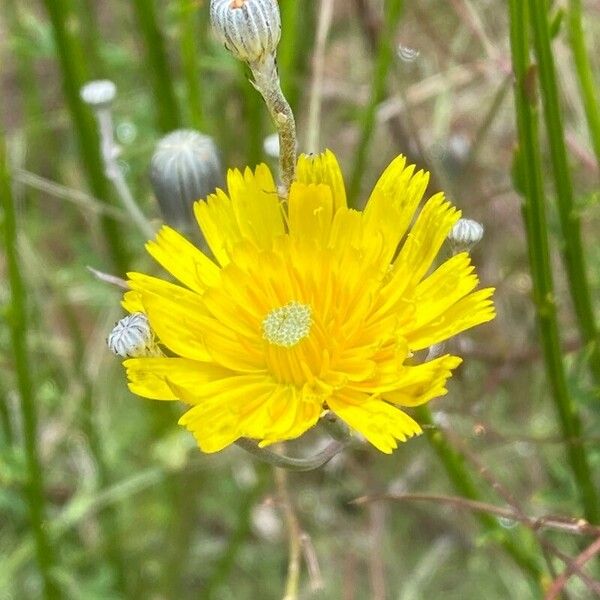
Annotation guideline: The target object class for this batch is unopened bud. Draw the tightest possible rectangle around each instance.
[80,80,117,109]
[210,0,281,65]
[150,129,222,233]
[448,218,484,250]
[263,132,280,158]
[107,313,161,358]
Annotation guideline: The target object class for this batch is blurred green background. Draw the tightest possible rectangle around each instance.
[1,1,600,598]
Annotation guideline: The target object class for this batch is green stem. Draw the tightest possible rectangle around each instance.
[0,380,13,445]
[509,0,599,524]
[3,1,48,136]
[240,62,264,167]
[178,0,205,130]
[204,466,270,598]
[41,0,129,274]
[278,0,303,113]
[567,0,600,168]
[77,0,105,77]
[349,0,405,206]
[131,0,181,132]
[416,408,543,594]
[67,315,129,596]
[529,0,600,387]
[0,137,61,600]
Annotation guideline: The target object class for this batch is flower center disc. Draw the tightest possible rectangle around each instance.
[262,301,312,348]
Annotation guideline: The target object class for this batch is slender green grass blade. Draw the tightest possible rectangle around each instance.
[510,0,599,525]
[131,0,182,132]
[529,0,600,388]
[3,1,48,137]
[278,0,303,113]
[567,0,600,168]
[41,0,129,273]
[203,465,270,599]
[178,0,205,130]
[0,133,61,600]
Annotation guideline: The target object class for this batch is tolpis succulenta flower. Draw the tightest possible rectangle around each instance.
[118,151,495,453]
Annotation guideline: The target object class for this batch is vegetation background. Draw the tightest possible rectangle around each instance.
[1,0,599,598]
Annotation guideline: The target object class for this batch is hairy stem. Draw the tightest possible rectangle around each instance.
[250,55,297,193]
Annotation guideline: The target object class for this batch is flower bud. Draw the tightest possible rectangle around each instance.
[80,80,117,109]
[263,132,280,158]
[448,218,485,250]
[150,129,222,233]
[107,313,161,358]
[210,0,281,64]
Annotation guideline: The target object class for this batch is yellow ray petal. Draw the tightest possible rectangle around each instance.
[194,164,284,265]
[228,164,285,247]
[363,157,430,265]
[256,385,322,445]
[146,225,220,292]
[373,194,461,318]
[406,288,495,350]
[328,391,422,453]
[194,188,241,266]
[409,252,479,330]
[174,378,319,452]
[121,290,144,314]
[128,275,212,361]
[394,192,460,280]
[385,355,462,407]
[329,207,363,253]
[296,150,347,210]
[124,357,234,401]
[288,182,334,247]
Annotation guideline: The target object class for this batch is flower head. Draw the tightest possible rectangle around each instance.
[120,152,495,453]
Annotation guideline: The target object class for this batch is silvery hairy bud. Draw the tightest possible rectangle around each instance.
[210,0,281,65]
[81,80,156,239]
[210,0,296,193]
[107,313,162,358]
[150,130,222,233]
[80,80,117,109]
[448,218,485,251]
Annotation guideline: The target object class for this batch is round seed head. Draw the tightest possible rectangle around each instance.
[448,218,485,249]
[150,129,222,232]
[107,313,160,358]
[210,0,281,64]
[80,80,117,109]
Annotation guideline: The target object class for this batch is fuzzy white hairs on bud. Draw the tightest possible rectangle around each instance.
[150,130,222,233]
[210,0,281,64]
[209,0,296,194]
[107,313,162,358]
[448,218,485,250]
[80,80,117,109]
[81,80,155,239]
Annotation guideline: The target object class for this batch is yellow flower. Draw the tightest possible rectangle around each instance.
[121,152,494,453]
